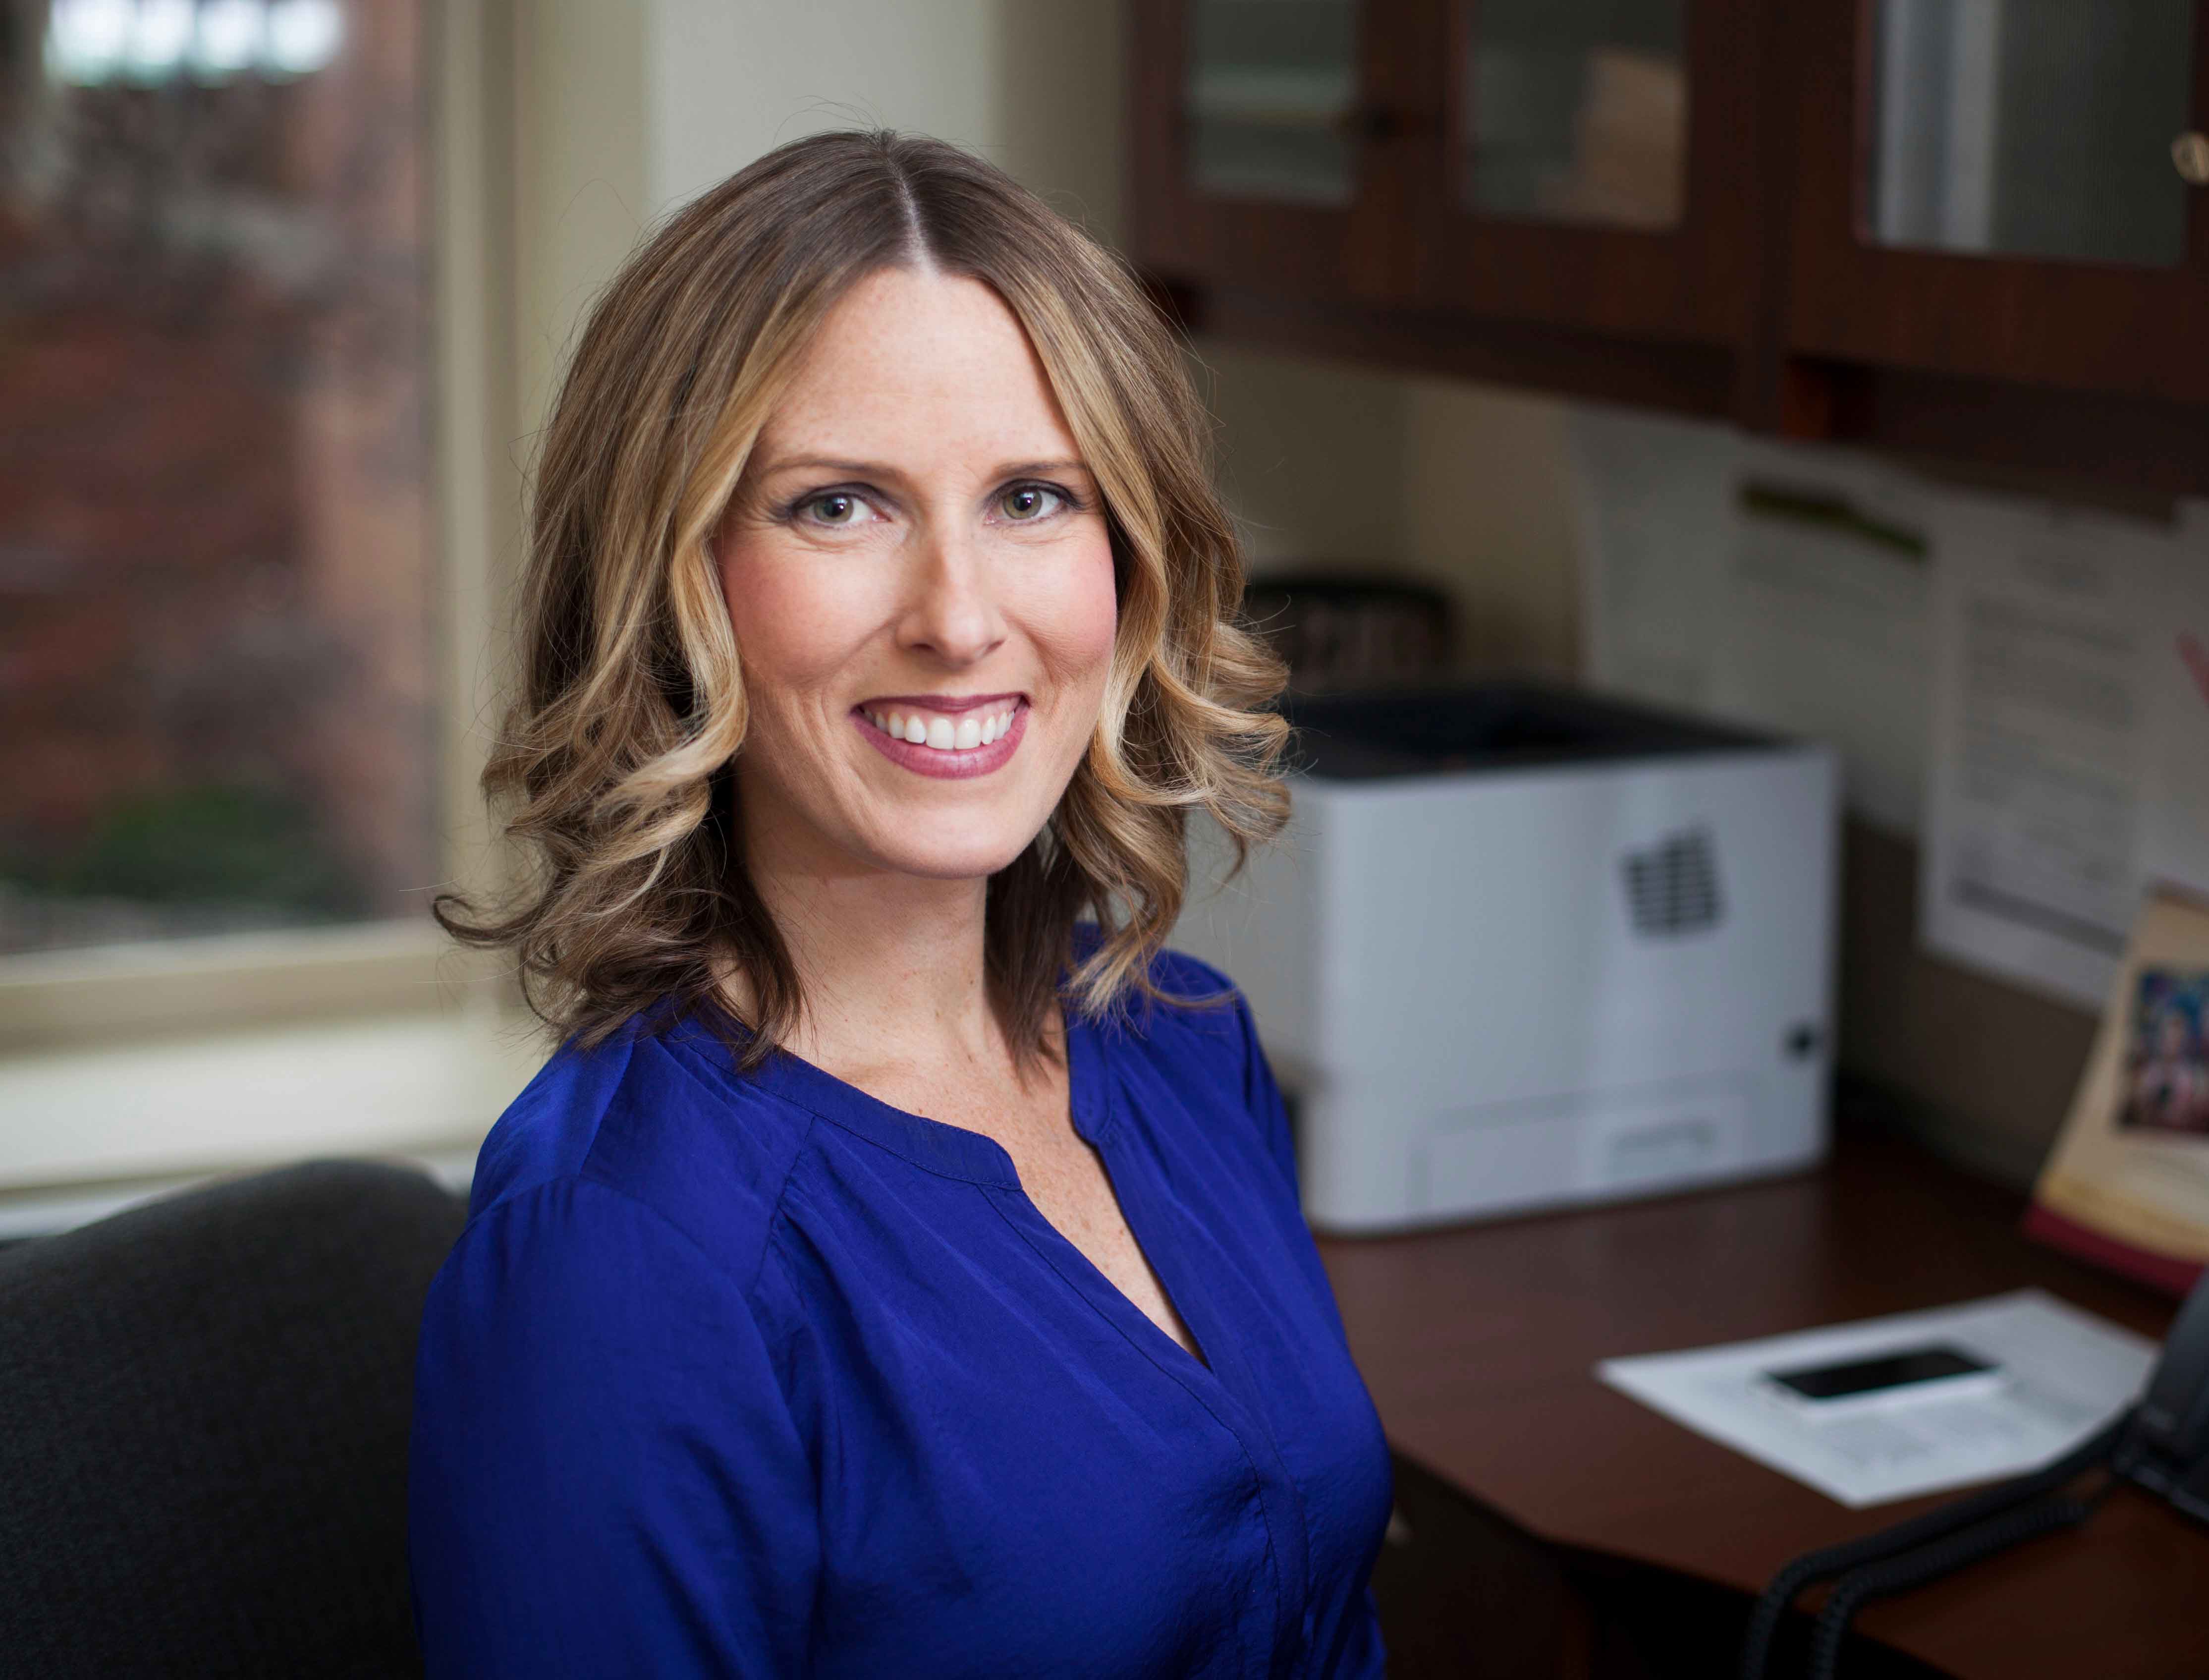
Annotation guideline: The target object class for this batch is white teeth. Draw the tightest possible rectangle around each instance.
[867,704,1019,751]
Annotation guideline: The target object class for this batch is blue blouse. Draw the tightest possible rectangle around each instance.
[407,945,1393,1678]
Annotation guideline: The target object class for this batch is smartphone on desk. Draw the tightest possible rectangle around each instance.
[1760,1344,2005,1418]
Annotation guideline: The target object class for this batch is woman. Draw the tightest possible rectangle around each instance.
[408,130,1393,1678]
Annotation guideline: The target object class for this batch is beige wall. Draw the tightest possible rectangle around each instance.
[1187,346,1583,674]
[512,0,1125,430]
[1400,378,1581,674]
[513,0,648,442]
[1191,345,1411,571]
[648,0,1123,244]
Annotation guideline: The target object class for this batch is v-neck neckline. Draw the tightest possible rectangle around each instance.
[1006,1014,1217,1379]
[993,1154,1215,1378]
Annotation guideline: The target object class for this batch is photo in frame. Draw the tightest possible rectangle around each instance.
[2121,967,2209,1138]
[2027,892,2209,1296]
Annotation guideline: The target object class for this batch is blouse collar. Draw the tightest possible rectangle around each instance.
[653,944,1116,1189]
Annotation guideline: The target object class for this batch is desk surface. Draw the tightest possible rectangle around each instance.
[1318,1126,2209,1679]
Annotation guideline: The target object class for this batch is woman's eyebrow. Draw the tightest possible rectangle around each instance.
[755,454,1092,482]
[991,458,1093,481]
[755,455,899,479]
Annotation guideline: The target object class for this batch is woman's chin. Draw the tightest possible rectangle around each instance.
[859,823,1041,885]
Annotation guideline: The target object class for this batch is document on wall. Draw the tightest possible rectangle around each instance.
[1597,1290,2155,1508]
[1572,412,2209,894]
[2141,502,2209,900]
[1920,499,2168,1010]
[1570,411,1932,834]
[1568,405,1738,712]
[1710,443,1932,835]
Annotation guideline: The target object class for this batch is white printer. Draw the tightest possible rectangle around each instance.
[1173,682,1840,1233]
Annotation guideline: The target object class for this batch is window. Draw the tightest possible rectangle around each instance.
[2,0,440,957]
[0,0,524,1210]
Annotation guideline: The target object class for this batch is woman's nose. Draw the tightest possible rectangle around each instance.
[895,529,1006,666]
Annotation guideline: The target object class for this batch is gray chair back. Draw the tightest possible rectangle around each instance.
[0,1160,466,1680]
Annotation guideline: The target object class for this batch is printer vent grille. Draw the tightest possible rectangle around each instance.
[1623,827,1723,937]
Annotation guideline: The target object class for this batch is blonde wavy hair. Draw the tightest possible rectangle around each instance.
[437,130,1289,1067]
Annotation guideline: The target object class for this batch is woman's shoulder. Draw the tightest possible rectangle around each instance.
[1070,921,1239,1014]
[459,1016,816,1296]
[1087,936,1269,1095]
[1086,939,1300,1194]
[1110,933,1251,1034]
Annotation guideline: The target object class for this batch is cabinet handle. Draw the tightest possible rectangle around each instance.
[2174,132,2209,185]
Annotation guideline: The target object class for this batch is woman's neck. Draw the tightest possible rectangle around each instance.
[736,811,1011,1087]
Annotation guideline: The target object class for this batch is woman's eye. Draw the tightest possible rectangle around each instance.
[999,484,1064,522]
[803,492,865,526]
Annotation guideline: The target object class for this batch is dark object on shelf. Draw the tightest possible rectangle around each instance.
[1241,572,1453,693]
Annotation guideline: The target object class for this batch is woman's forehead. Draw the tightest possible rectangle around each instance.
[753,268,1084,472]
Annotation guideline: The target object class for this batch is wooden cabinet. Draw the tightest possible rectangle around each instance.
[1397,0,1760,350]
[1130,0,1760,336]
[1127,0,2209,490]
[1126,0,1407,303]
[1782,2,2209,407]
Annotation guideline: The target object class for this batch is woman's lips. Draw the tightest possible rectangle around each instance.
[853,699,1028,780]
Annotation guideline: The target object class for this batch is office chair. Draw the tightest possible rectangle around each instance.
[0,1160,466,1680]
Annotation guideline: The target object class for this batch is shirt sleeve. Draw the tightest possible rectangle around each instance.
[407,1176,819,1678]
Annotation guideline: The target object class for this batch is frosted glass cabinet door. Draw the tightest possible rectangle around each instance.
[1459,0,1689,230]
[1783,1,2209,401]
[1129,0,1397,304]
[1398,0,1757,354]
[1185,0,1363,205]
[1865,0,2196,267]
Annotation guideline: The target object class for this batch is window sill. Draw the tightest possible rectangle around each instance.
[0,921,505,1054]
[0,1004,549,1236]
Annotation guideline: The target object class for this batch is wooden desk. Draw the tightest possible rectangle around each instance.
[1320,1125,2209,1679]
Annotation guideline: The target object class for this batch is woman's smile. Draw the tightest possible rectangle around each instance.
[854,693,1030,779]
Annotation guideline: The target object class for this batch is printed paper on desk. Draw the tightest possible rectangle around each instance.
[1597,1290,2155,1508]
[1920,497,2168,1010]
